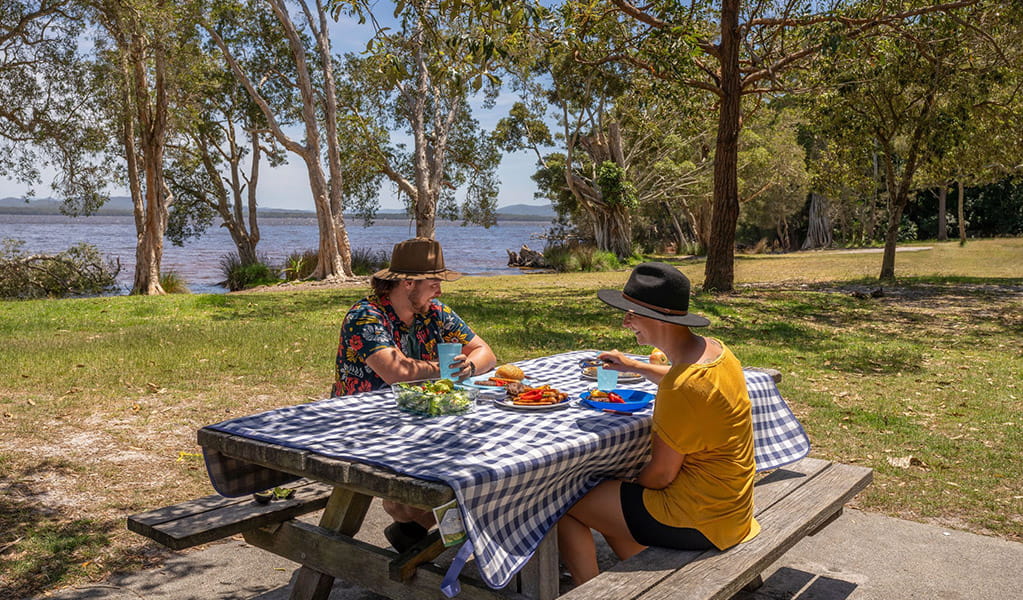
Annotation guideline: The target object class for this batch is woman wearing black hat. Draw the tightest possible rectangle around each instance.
[558,262,760,585]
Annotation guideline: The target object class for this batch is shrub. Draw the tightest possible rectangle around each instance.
[159,271,190,294]
[0,239,120,299]
[219,253,280,291]
[543,242,621,272]
[350,247,389,276]
[282,249,318,281]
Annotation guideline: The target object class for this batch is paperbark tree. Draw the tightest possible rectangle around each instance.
[813,3,1009,280]
[497,11,712,259]
[205,0,354,279]
[0,0,112,210]
[165,18,290,266]
[331,0,507,238]
[606,0,983,290]
[90,0,200,295]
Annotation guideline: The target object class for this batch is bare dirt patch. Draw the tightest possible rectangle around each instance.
[229,275,371,294]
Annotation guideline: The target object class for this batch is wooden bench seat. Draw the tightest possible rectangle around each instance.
[558,457,872,600]
[127,479,333,550]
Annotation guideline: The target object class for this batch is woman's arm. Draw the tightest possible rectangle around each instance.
[635,431,685,490]
[598,350,671,384]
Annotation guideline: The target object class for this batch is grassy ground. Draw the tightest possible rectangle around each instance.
[1,238,1021,597]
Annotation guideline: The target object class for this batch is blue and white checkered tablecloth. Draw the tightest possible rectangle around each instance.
[200,350,809,590]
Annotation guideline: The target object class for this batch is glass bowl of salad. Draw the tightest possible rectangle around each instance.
[391,378,478,416]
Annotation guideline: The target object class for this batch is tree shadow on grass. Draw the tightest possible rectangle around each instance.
[0,459,108,597]
[0,458,164,599]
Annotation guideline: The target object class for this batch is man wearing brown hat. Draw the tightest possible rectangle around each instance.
[332,237,497,550]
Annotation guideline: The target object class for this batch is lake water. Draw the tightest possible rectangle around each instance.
[0,214,553,294]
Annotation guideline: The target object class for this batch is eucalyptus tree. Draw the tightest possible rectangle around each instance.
[329,0,508,238]
[166,8,291,266]
[164,75,288,266]
[497,5,713,259]
[915,8,1023,244]
[603,0,983,291]
[735,107,809,250]
[204,0,355,280]
[0,0,111,209]
[812,3,1009,280]
[88,0,209,295]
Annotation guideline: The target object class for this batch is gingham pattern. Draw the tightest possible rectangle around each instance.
[200,350,808,589]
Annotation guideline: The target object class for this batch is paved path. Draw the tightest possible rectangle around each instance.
[39,505,1023,600]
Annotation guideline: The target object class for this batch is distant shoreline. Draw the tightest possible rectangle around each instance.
[0,206,554,222]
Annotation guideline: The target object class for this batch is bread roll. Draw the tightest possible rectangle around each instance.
[649,348,670,365]
[495,364,525,380]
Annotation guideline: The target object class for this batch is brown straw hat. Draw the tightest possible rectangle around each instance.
[597,262,709,327]
[373,237,462,281]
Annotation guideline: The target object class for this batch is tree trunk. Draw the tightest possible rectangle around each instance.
[936,185,948,241]
[252,0,352,280]
[129,28,169,296]
[957,180,966,243]
[801,193,832,250]
[703,0,741,292]
[878,192,905,281]
[660,200,691,254]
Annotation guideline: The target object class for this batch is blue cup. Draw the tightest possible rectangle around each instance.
[438,343,461,380]
[596,366,619,391]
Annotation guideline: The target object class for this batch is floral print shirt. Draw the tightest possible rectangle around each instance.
[332,293,476,397]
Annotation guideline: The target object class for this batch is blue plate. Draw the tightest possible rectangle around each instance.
[578,389,654,412]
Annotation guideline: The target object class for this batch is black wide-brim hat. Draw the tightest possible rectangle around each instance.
[597,262,710,327]
[373,237,461,281]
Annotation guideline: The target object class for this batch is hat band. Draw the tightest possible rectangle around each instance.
[623,293,688,316]
[390,267,448,275]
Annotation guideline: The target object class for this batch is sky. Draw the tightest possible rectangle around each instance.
[0,3,545,211]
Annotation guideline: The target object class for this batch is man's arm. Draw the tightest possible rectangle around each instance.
[456,335,497,379]
[365,347,440,385]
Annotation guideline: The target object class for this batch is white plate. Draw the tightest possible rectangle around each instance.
[580,366,644,383]
[492,397,572,411]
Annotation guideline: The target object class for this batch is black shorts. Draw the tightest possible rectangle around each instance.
[620,481,715,551]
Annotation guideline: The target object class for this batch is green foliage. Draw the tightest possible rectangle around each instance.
[219,253,279,291]
[283,250,318,281]
[350,247,389,276]
[595,161,638,209]
[332,0,508,231]
[542,242,621,272]
[0,240,120,299]
[159,271,190,294]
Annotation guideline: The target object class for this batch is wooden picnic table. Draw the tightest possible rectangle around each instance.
[196,427,558,600]
[128,353,851,600]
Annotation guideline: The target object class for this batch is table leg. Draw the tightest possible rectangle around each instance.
[288,487,372,600]
[517,524,560,600]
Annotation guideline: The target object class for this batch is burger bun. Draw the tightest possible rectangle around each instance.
[495,364,526,380]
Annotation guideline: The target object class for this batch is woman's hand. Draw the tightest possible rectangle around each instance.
[597,349,670,384]
[596,349,633,371]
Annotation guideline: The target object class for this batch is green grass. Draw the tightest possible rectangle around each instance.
[0,238,1021,596]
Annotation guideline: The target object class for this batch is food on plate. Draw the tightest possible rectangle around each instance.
[649,348,670,365]
[583,366,643,380]
[588,389,625,403]
[495,364,526,380]
[476,376,520,387]
[508,384,569,406]
[393,378,475,416]
[505,380,529,396]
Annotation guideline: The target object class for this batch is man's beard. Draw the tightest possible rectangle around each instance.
[409,288,433,314]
